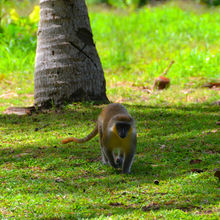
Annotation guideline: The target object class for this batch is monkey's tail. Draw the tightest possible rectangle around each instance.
[61,124,98,144]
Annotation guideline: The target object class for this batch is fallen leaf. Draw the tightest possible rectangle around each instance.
[202,210,213,215]
[55,177,64,183]
[109,202,123,206]
[202,82,220,88]
[190,159,202,164]
[15,153,30,158]
[177,205,202,212]
[214,171,220,180]
[182,89,193,94]
[151,165,159,168]
[160,144,166,149]
[154,180,159,185]
[165,200,175,205]
[142,203,160,211]
[114,98,127,103]
[191,169,203,173]
[3,106,35,116]
[24,94,34,98]
[153,76,170,90]
[0,92,18,99]
[202,129,219,135]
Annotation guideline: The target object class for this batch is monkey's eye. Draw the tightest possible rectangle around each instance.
[116,123,130,138]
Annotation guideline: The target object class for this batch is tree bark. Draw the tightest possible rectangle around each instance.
[34,0,109,108]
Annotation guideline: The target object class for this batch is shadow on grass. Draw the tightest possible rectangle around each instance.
[0,103,219,218]
[0,102,219,171]
[1,104,219,161]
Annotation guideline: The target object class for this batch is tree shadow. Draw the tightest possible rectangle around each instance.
[0,103,219,218]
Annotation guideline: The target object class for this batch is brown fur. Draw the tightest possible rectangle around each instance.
[61,103,136,173]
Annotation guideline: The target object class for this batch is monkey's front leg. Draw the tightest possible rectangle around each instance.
[103,148,118,168]
[116,151,124,167]
[122,152,134,174]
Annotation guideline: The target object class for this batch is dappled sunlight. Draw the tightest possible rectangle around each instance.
[0,0,219,218]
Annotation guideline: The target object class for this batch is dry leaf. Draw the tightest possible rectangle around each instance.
[3,106,35,116]
[109,202,123,206]
[0,92,18,99]
[160,144,167,149]
[55,177,64,183]
[191,169,203,173]
[202,82,220,88]
[15,153,29,158]
[190,159,202,164]
[142,203,160,211]
[214,171,220,180]
[154,180,159,185]
[165,200,175,205]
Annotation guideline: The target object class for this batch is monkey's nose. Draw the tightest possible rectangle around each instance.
[119,132,127,139]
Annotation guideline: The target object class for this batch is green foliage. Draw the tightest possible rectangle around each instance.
[86,0,220,7]
[0,5,37,95]
[89,4,220,86]
[200,0,220,6]
[0,1,219,98]
[86,0,150,8]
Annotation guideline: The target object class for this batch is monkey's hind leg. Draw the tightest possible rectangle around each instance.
[98,127,108,165]
[101,147,108,165]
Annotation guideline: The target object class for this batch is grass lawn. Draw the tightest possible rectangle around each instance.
[0,1,220,219]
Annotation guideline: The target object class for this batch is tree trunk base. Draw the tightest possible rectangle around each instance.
[4,94,109,115]
[35,94,110,109]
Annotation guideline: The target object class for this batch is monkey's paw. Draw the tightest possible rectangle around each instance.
[116,157,123,167]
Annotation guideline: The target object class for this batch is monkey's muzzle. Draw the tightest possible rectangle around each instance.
[116,123,130,139]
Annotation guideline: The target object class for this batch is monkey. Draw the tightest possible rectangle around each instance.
[61,103,137,174]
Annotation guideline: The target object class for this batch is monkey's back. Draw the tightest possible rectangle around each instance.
[99,103,129,127]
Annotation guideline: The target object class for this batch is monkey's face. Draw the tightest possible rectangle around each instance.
[115,122,131,139]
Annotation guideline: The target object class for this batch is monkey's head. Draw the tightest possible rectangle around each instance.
[111,114,133,139]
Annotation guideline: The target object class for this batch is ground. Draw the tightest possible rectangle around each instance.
[0,1,219,219]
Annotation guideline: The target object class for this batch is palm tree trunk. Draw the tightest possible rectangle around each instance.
[34,0,109,108]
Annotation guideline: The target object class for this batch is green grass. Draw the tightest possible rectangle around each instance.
[0,1,220,108]
[0,1,220,219]
[0,104,219,219]
[90,2,220,84]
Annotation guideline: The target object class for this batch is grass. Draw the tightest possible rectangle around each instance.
[0,1,220,109]
[0,0,220,219]
[0,103,219,219]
